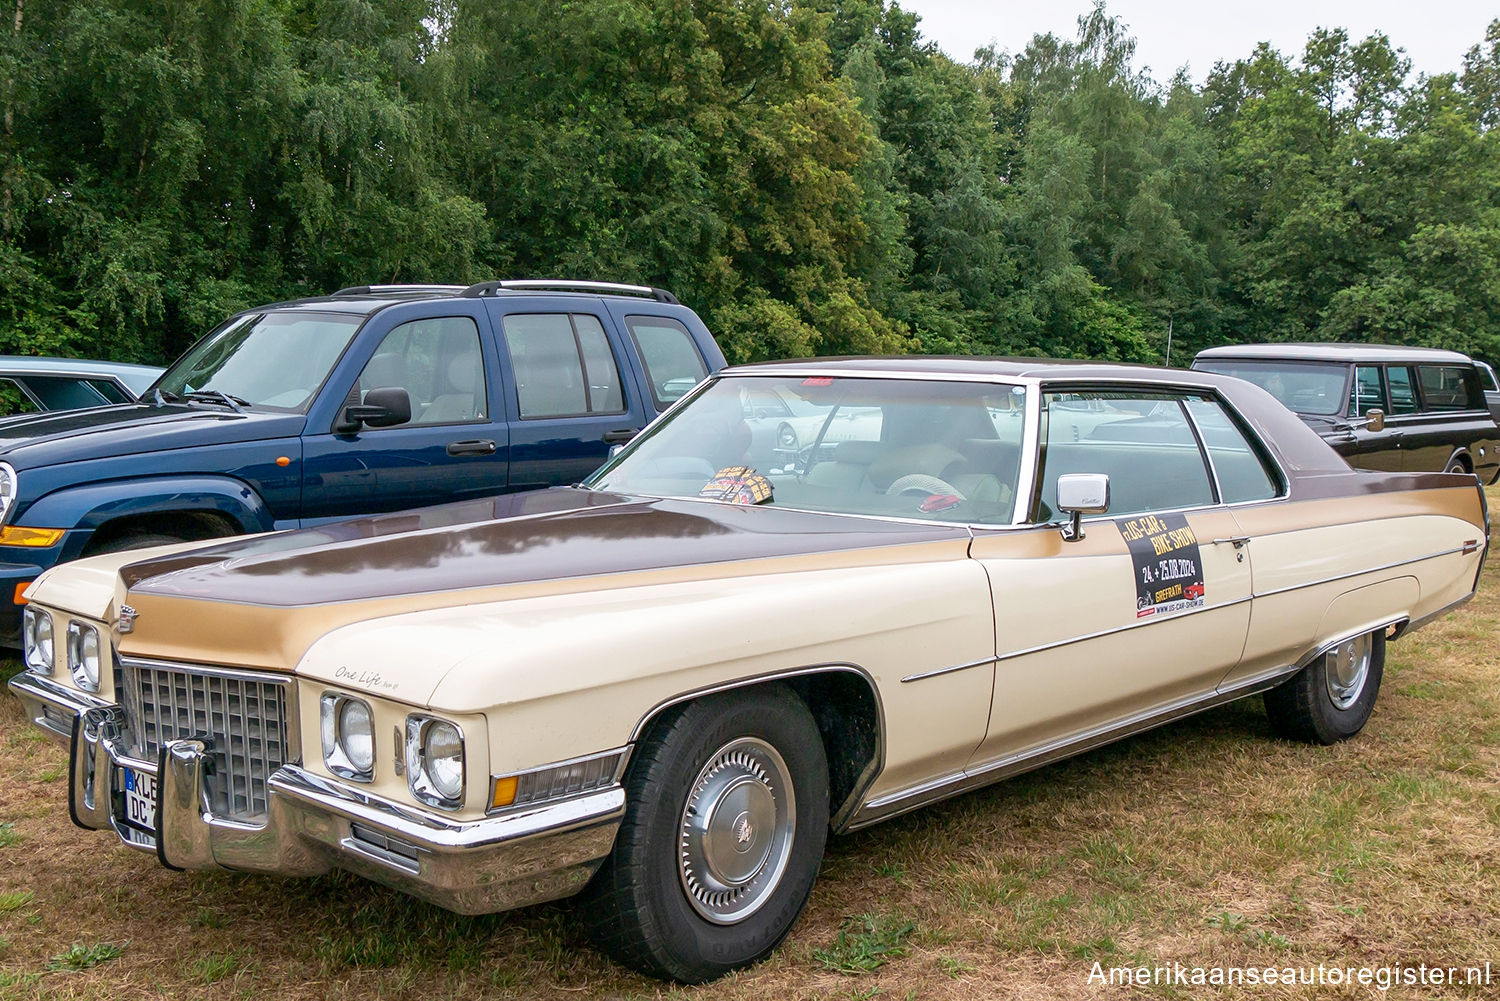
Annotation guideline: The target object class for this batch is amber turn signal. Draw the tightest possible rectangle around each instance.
[0,526,64,547]
[490,775,519,809]
[12,581,32,605]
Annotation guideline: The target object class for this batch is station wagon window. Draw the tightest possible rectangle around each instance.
[1385,365,1418,414]
[1189,359,1347,416]
[356,317,488,426]
[1349,365,1385,417]
[626,316,708,410]
[1035,391,1214,520]
[1183,398,1280,502]
[1416,365,1481,412]
[503,313,626,419]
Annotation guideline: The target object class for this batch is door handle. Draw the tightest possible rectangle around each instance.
[446,439,497,456]
[1211,536,1250,548]
[602,428,640,445]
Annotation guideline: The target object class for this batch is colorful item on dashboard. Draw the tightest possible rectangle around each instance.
[699,466,774,505]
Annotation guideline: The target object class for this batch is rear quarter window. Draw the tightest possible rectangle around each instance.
[626,316,709,411]
[1417,365,1483,412]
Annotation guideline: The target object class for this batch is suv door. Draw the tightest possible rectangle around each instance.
[488,301,649,490]
[300,303,511,521]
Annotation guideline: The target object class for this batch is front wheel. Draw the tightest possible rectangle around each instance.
[583,684,828,982]
[1264,628,1385,744]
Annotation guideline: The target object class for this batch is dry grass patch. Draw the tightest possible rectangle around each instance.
[2,488,1499,998]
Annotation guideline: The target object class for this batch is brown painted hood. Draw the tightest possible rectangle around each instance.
[119,488,967,607]
[106,489,973,672]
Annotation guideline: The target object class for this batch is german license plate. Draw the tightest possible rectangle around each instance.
[122,767,157,833]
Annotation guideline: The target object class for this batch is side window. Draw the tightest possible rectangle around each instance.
[1035,392,1214,520]
[626,316,709,410]
[0,379,40,417]
[1416,365,1482,411]
[357,316,488,427]
[1348,365,1385,417]
[1184,398,1280,502]
[1386,366,1418,414]
[86,379,133,404]
[502,313,626,419]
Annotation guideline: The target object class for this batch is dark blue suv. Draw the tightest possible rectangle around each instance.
[0,280,725,639]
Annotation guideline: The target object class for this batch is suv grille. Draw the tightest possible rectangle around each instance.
[120,657,292,821]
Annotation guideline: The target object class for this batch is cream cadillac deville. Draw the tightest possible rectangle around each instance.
[8,358,1489,981]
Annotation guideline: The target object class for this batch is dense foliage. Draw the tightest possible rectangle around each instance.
[1,1,1497,367]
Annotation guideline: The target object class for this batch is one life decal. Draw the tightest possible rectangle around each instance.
[1118,512,1205,618]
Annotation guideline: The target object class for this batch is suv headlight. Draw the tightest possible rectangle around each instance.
[405,715,464,809]
[23,606,52,675]
[320,693,375,782]
[0,463,15,523]
[66,621,101,692]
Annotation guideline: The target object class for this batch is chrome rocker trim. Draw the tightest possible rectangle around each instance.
[14,674,623,916]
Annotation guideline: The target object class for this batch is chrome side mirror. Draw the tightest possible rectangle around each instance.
[1056,473,1110,542]
[1363,408,1385,433]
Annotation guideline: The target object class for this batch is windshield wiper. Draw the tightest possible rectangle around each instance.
[182,390,249,412]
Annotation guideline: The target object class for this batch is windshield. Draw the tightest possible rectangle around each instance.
[586,375,1029,525]
[156,311,364,412]
[1192,359,1348,416]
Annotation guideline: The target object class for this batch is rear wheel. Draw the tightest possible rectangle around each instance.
[1264,628,1385,744]
[584,684,828,983]
[1444,457,1470,475]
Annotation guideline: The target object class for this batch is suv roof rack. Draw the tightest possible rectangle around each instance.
[331,284,468,296]
[459,279,680,305]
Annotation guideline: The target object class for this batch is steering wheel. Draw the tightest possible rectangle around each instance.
[885,473,966,500]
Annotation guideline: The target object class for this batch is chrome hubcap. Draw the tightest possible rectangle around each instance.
[1325,633,1372,710]
[679,738,795,924]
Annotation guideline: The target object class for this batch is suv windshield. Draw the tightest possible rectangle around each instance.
[586,375,1028,525]
[1192,359,1348,417]
[156,311,364,412]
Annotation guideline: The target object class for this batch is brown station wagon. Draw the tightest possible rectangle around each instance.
[1192,343,1500,482]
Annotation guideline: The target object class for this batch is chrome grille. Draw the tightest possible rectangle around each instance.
[120,658,291,821]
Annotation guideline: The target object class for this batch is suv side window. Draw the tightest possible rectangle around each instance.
[502,313,626,419]
[1386,365,1418,414]
[1349,365,1386,417]
[1417,365,1481,411]
[626,316,708,410]
[356,317,488,426]
[1036,391,1215,520]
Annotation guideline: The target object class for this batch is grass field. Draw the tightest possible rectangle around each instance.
[1,492,1498,999]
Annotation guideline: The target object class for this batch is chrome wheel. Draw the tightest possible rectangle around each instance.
[679,737,795,925]
[1324,633,1373,710]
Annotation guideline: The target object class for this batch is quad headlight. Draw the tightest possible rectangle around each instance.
[320,693,375,782]
[405,715,465,809]
[66,621,101,693]
[23,606,52,676]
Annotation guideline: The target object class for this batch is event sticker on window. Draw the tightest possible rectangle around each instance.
[1119,512,1205,618]
[700,466,774,505]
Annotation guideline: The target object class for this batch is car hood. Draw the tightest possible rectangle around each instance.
[86,489,971,671]
[0,404,305,466]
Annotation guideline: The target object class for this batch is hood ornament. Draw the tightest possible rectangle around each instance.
[115,604,139,634]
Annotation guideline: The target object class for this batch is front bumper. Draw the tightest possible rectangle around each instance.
[9,671,624,915]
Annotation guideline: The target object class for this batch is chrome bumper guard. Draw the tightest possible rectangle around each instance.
[10,671,624,915]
